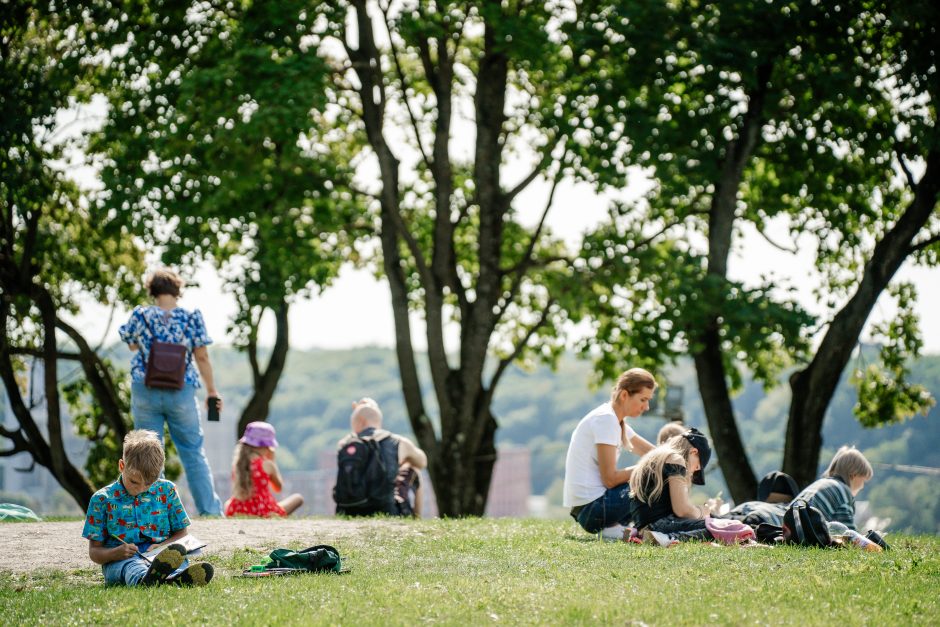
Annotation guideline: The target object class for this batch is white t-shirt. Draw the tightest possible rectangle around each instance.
[562,402,637,507]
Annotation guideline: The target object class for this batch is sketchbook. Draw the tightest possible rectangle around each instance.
[141,534,206,559]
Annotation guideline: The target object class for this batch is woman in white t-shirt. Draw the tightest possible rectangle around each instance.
[563,368,657,537]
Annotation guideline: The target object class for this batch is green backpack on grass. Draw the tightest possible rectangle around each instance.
[267,545,342,573]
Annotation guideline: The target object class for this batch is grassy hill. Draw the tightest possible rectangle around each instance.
[2,518,937,625]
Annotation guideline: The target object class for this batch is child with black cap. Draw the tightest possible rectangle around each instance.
[629,428,714,545]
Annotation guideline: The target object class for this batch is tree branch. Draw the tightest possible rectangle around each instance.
[908,232,940,255]
[495,171,563,321]
[505,135,562,204]
[896,145,917,189]
[381,3,432,171]
[0,424,29,457]
[756,224,798,253]
[8,347,82,360]
[489,298,555,394]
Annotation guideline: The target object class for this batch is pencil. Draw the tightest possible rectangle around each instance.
[113,534,152,563]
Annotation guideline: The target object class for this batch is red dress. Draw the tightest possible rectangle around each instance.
[225,457,286,517]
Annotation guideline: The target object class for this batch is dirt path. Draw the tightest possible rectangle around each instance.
[0,518,410,574]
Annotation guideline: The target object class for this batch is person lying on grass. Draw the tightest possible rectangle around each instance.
[792,445,873,530]
[722,446,873,529]
[82,429,214,586]
[630,428,714,545]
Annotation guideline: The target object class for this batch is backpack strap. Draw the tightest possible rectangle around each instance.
[790,500,806,544]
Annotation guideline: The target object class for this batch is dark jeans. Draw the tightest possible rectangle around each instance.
[648,515,711,541]
[572,484,632,534]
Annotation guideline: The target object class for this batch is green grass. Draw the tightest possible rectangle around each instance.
[2,518,938,626]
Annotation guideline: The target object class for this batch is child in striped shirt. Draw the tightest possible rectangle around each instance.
[793,446,873,530]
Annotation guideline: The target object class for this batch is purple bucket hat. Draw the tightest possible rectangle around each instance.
[239,421,278,448]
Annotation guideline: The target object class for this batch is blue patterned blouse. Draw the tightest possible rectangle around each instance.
[119,306,212,387]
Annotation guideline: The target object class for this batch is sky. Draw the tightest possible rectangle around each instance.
[68,173,940,358]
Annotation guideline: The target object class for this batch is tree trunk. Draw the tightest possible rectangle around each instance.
[689,64,772,503]
[56,318,128,441]
[429,404,497,517]
[0,296,95,508]
[237,299,290,436]
[694,339,757,501]
[783,150,940,486]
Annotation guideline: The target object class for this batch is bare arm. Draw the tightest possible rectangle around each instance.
[397,437,428,470]
[628,433,656,456]
[597,444,633,489]
[262,458,283,493]
[667,474,709,519]
[192,346,222,409]
[88,539,137,565]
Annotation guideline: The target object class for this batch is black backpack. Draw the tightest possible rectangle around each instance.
[782,499,833,547]
[334,433,394,515]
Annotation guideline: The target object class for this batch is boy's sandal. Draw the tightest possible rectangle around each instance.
[172,562,214,586]
[141,543,187,586]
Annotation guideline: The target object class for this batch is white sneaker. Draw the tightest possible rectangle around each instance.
[600,524,628,542]
[642,529,679,547]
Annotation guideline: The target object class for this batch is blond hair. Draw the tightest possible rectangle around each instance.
[611,368,657,401]
[657,421,686,445]
[122,430,165,483]
[824,446,873,483]
[630,435,694,504]
[231,442,267,501]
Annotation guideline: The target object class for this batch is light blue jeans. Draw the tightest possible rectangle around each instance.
[102,549,189,586]
[131,382,223,516]
[103,553,151,586]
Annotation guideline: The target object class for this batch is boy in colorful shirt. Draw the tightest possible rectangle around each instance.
[82,429,214,586]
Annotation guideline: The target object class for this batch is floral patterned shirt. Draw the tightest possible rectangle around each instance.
[82,476,190,548]
[118,306,212,387]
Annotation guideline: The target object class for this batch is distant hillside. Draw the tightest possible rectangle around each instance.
[208,345,938,533]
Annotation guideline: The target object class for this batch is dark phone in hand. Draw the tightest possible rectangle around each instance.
[207,397,220,422]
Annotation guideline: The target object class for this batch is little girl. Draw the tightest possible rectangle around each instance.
[224,422,304,517]
[630,428,713,543]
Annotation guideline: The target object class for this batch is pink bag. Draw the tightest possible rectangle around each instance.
[705,516,757,544]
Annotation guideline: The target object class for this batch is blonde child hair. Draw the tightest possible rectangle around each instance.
[231,443,276,501]
[824,446,873,483]
[656,421,686,445]
[122,430,165,484]
[630,434,695,504]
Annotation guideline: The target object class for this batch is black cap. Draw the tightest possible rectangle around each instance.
[757,471,799,502]
[682,427,711,485]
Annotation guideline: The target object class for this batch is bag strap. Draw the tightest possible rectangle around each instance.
[300,544,339,555]
[790,500,806,543]
[142,308,194,362]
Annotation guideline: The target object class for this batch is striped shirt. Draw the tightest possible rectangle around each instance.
[793,476,856,530]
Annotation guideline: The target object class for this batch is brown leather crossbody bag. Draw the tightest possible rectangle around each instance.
[143,311,191,390]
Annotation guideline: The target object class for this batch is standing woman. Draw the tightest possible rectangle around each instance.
[563,368,657,537]
[119,268,224,516]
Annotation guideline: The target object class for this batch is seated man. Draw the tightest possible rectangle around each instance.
[333,398,427,517]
